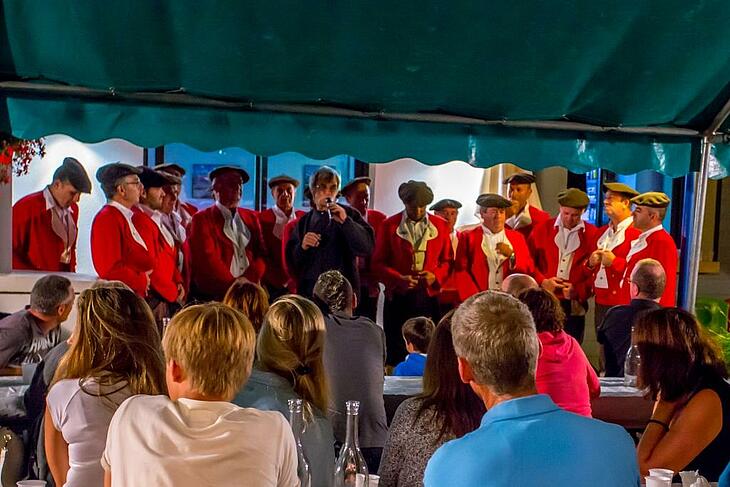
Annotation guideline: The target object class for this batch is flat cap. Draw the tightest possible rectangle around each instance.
[154,163,186,177]
[430,198,462,211]
[209,166,250,184]
[95,162,142,186]
[341,176,372,196]
[557,188,590,209]
[398,180,434,206]
[631,192,670,208]
[503,173,536,185]
[268,174,300,189]
[139,167,177,188]
[476,193,512,208]
[603,182,639,198]
[54,157,92,193]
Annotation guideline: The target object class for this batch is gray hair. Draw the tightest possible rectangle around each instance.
[452,291,539,394]
[30,275,73,314]
[631,258,666,300]
[308,166,341,192]
[313,270,353,313]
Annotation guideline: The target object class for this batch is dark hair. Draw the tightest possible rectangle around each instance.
[223,281,270,333]
[402,316,435,353]
[101,176,126,199]
[30,275,72,314]
[308,166,341,192]
[415,310,486,440]
[632,259,666,300]
[635,307,728,401]
[518,288,565,333]
[312,270,353,313]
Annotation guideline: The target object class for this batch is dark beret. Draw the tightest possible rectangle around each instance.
[557,188,590,209]
[503,173,536,185]
[476,193,512,208]
[268,174,300,189]
[631,192,671,208]
[95,162,142,186]
[603,182,639,198]
[54,157,92,193]
[154,163,186,177]
[398,180,434,206]
[341,176,372,196]
[139,167,177,189]
[430,199,462,211]
[209,166,250,184]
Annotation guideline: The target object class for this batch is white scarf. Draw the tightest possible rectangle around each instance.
[396,212,438,272]
[216,203,251,278]
[138,204,175,248]
[553,217,585,280]
[594,216,633,289]
[506,203,532,230]
[481,226,511,290]
[621,225,664,287]
[272,205,297,240]
[43,187,77,263]
[108,201,147,250]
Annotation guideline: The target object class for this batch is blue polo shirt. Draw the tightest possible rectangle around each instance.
[424,394,639,487]
[393,352,427,376]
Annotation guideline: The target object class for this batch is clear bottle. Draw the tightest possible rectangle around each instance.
[624,327,641,387]
[333,400,369,487]
[287,399,312,487]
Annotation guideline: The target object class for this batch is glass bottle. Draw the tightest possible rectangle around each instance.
[624,327,641,387]
[334,400,368,487]
[287,399,312,487]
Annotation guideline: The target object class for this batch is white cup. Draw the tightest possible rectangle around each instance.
[679,470,698,487]
[645,476,671,487]
[17,481,47,487]
[648,468,674,479]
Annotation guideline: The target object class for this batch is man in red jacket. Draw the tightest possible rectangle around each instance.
[621,192,678,307]
[187,166,267,302]
[455,193,534,300]
[504,173,551,238]
[372,180,453,364]
[155,163,198,230]
[91,163,154,296]
[430,198,463,309]
[529,188,599,343]
[259,174,305,300]
[13,157,92,272]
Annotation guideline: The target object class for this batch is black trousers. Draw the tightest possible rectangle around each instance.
[356,285,378,322]
[383,289,440,366]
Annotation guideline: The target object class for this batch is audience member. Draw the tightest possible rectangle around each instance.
[720,462,730,487]
[223,279,270,334]
[424,291,639,487]
[393,317,435,377]
[102,303,298,487]
[313,270,387,474]
[636,308,730,481]
[519,288,600,416]
[598,258,664,377]
[45,285,166,487]
[379,311,485,487]
[0,275,73,372]
[234,295,335,487]
[500,273,538,297]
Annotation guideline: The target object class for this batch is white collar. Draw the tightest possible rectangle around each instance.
[108,200,135,219]
[216,202,236,220]
[553,216,585,233]
[272,204,296,222]
[482,225,505,238]
[43,187,73,214]
[610,215,633,233]
[637,224,664,240]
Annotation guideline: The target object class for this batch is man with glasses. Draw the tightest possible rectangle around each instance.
[90,163,154,297]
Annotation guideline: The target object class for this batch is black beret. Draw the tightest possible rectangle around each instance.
[476,193,512,208]
[430,199,462,211]
[209,166,250,184]
[503,173,536,185]
[154,163,186,177]
[341,176,372,196]
[54,157,92,193]
[398,180,434,206]
[603,182,639,198]
[268,174,300,189]
[95,162,142,186]
[631,192,671,208]
[139,167,177,189]
[557,188,590,209]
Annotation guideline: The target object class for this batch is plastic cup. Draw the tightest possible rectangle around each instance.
[17,481,47,487]
[679,470,698,487]
[645,476,671,487]
[648,468,674,479]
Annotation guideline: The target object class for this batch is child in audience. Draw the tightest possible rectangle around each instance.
[393,317,435,376]
[101,303,298,487]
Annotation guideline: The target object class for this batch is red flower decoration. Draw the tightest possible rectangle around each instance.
[0,137,46,184]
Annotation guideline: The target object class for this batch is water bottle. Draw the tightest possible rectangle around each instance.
[287,399,312,487]
[334,400,368,487]
[623,327,641,387]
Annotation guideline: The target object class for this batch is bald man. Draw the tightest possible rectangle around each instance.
[501,273,539,297]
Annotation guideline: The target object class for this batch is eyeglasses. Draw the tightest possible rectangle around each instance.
[121,179,142,187]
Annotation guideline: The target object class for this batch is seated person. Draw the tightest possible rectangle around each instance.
[424,291,639,487]
[0,275,73,374]
[393,317,435,377]
[223,279,270,334]
[102,302,298,487]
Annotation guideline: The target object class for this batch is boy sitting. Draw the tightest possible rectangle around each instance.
[393,316,435,376]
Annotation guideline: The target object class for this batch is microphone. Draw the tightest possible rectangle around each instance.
[325,197,333,220]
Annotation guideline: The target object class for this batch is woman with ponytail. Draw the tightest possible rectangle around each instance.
[234,294,335,487]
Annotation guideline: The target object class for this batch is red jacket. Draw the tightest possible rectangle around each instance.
[372,213,453,297]
[623,227,678,307]
[528,219,599,302]
[133,209,183,303]
[258,208,306,289]
[187,205,267,301]
[12,190,79,272]
[507,205,551,239]
[591,223,642,307]
[360,209,388,296]
[454,226,534,300]
[91,204,154,296]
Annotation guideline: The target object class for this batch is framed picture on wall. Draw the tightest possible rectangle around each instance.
[192,163,225,199]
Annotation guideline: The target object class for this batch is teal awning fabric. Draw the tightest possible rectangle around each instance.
[2,0,730,174]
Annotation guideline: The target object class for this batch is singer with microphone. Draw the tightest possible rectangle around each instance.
[285,166,375,298]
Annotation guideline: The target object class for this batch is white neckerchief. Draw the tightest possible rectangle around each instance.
[271,205,297,240]
[396,212,438,272]
[43,187,77,264]
[506,203,532,230]
[450,230,458,258]
[553,217,585,280]
[174,201,194,228]
[108,201,148,250]
[594,216,633,289]
[216,203,250,278]
[138,204,175,247]
[621,225,665,288]
[481,226,511,290]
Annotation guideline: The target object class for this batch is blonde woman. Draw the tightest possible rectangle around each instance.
[234,294,335,487]
[44,284,166,487]
[223,280,270,334]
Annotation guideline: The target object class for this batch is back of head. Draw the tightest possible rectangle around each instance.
[501,273,538,297]
[452,291,539,395]
[163,303,256,399]
[518,288,565,333]
[30,275,72,315]
[631,258,666,300]
[56,285,165,395]
[402,316,435,353]
[223,280,270,333]
[312,270,353,314]
[258,295,329,417]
